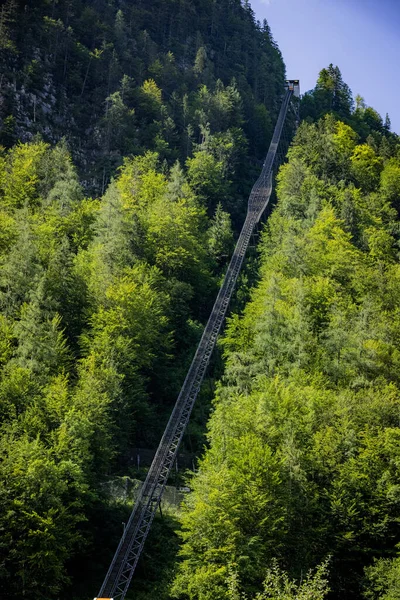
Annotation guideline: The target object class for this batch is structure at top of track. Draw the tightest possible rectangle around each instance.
[94,79,300,600]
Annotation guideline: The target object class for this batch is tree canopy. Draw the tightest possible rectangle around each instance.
[173,109,400,600]
[1,6,400,600]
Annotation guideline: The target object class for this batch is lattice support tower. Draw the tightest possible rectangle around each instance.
[95,84,296,600]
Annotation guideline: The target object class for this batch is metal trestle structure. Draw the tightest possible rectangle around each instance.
[95,85,295,600]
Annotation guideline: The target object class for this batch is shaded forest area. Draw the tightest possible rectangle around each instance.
[0,0,284,194]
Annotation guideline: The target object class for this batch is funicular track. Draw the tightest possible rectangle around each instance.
[95,83,297,600]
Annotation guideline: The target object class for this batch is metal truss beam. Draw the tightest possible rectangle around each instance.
[96,87,294,600]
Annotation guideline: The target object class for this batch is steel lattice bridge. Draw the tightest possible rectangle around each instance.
[94,80,300,600]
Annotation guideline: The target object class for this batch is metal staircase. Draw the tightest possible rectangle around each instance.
[95,83,297,600]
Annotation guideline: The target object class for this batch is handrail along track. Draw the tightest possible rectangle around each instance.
[96,86,294,600]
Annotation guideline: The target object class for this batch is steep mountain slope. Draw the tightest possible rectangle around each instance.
[173,89,400,599]
[0,0,284,191]
[2,1,400,599]
[0,2,286,599]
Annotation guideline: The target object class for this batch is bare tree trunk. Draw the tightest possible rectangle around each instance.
[80,56,92,97]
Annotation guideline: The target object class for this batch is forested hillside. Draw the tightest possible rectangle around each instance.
[0,1,286,599]
[0,0,284,192]
[2,1,400,599]
[173,76,400,599]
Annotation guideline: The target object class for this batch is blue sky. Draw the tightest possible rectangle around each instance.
[250,0,400,132]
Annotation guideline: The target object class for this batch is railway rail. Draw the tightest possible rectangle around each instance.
[95,81,298,600]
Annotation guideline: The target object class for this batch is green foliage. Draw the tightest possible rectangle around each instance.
[174,113,400,600]
[101,91,136,158]
[0,0,17,51]
[351,144,383,191]
[0,142,48,209]
[187,150,229,211]
[316,64,354,116]
[0,430,87,598]
[301,65,399,154]
[0,133,237,596]
[364,556,400,600]
[0,1,287,597]
[208,203,234,265]
[381,159,400,209]
[3,4,399,599]
[227,560,330,600]
[0,0,285,190]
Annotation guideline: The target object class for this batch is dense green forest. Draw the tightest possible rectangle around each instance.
[0,1,286,598]
[172,76,400,599]
[0,0,284,194]
[1,1,400,600]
